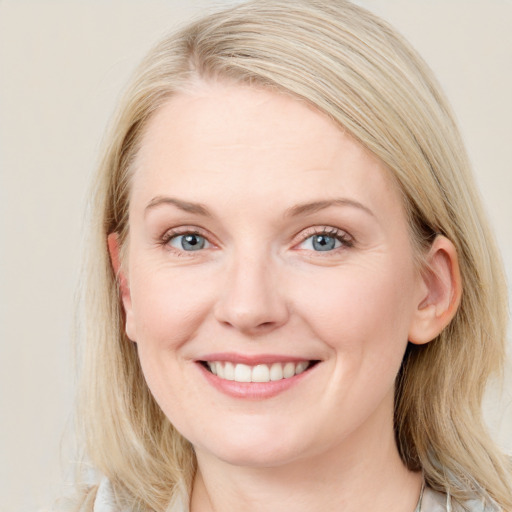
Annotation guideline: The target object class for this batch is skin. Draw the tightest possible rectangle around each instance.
[110,81,461,512]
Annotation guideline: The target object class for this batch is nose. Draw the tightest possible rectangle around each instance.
[213,253,290,335]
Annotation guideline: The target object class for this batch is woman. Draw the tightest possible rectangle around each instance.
[73,0,511,510]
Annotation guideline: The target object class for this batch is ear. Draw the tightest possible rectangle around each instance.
[408,235,462,345]
[107,233,137,342]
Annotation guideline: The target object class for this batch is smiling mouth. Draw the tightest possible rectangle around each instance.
[200,360,319,383]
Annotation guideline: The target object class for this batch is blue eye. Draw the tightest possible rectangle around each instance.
[298,229,351,252]
[306,234,341,251]
[169,233,209,251]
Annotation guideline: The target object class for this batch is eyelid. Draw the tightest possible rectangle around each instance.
[162,225,207,240]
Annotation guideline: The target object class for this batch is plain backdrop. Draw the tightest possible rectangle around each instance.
[0,1,511,511]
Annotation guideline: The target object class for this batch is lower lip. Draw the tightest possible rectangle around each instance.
[197,362,316,400]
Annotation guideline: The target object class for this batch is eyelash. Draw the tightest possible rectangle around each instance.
[294,227,354,254]
[159,226,354,256]
[160,227,212,257]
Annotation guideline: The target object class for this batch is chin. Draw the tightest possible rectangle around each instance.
[207,443,305,469]
[189,420,312,468]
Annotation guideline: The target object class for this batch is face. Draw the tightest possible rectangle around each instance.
[120,82,427,468]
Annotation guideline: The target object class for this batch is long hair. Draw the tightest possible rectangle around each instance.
[78,1,511,509]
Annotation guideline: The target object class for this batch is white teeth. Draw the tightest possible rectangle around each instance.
[252,364,270,382]
[234,363,252,382]
[270,362,283,381]
[283,362,295,379]
[224,361,235,381]
[295,361,308,375]
[205,361,312,383]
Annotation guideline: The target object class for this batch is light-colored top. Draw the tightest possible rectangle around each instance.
[89,478,501,512]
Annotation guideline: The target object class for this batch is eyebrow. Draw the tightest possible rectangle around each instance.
[145,196,211,217]
[144,196,375,219]
[285,198,375,218]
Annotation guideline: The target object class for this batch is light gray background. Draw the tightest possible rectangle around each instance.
[0,1,510,511]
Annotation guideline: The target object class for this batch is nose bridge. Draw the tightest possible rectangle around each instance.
[214,244,289,333]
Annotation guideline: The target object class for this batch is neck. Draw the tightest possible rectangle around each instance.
[190,412,422,512]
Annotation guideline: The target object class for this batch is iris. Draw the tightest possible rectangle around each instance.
[312,234,337,251]
[172,234,206,251]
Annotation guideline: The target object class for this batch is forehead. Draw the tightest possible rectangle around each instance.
[131,81,403,220]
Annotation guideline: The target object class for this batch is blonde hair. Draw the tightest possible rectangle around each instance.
[78,0,511,510]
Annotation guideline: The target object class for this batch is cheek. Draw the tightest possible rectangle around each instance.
[291,259,417,428]
[292,258,417,357]
[128,262,218,348]
[127,265,216,418]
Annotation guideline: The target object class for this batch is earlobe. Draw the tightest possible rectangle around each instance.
[408,236,462,345]
[107,233,137,342]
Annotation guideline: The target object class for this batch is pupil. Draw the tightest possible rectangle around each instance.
[313,235,335,251]
[183,234,204,251]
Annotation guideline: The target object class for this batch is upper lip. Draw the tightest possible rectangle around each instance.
[198,352,318,365]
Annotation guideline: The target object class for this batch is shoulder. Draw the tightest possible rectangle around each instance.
[84,478,188,512]
[45,479,126,512]
[37,480,121,512]
[87,479,120,512]
[422,486,502,512]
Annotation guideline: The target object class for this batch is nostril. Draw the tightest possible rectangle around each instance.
[213,286,290,333]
